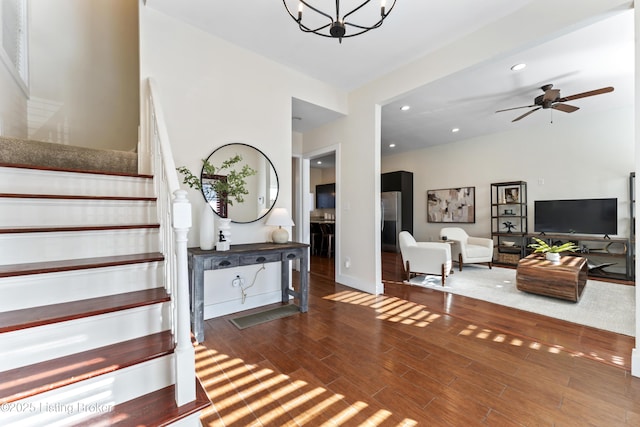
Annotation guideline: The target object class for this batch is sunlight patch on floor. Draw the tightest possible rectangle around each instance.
[195,344,418,426]
[326,291,442,327]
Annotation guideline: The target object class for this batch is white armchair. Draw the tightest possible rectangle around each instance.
[439,227,493,271]
[398,231,452,286]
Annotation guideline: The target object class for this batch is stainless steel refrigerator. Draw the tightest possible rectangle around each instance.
[381,191,402,252]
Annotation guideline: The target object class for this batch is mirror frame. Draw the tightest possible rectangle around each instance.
[200,143,279,224]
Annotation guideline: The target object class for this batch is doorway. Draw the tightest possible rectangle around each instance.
[294,147,339,280]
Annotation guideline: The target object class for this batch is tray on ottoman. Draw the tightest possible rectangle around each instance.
[516,254,588,302]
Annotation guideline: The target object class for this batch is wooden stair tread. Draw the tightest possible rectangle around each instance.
[0,224,160,234]
[0,162,153,179]
[0,193,156,201]
[0,252,164,278]
[0,331,175,404]
[0,288,170,333]
[74,380,211,427]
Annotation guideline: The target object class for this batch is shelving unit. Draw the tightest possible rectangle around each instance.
[491,181,528,265]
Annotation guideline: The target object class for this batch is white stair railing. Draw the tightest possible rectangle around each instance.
[142,77,195,406]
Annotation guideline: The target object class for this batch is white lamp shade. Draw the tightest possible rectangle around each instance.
[266,208,294,243]
[266,208,294,227]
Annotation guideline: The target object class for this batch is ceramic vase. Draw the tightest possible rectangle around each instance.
[545,252,560,263]
[199,204,215,250]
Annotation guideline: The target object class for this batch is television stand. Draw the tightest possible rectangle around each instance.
[524,234,631,281]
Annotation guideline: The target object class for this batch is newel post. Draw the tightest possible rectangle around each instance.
[172,189,195,405]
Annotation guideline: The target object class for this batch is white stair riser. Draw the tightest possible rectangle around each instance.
[0,355,175,427]
[0,229,160,265]
[0,303,172,371]
[0,199,157,227]
[168,412,203,427]
[0,167,154,198]
[0,262,164,312]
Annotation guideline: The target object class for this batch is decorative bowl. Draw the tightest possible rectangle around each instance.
[503,241,515,247]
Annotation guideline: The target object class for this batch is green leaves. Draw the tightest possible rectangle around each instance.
[528,237,579,254]
[176,166,203,191]
[176,154,258,206]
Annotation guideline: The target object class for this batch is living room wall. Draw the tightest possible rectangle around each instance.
[381,106,634,242]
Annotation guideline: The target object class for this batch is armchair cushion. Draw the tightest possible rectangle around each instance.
[439,227,493,270]
[399,231,452,285]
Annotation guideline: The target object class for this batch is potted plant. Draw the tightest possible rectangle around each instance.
[528,237,579,262]
[177,154,257,250]
[176,154,257,211]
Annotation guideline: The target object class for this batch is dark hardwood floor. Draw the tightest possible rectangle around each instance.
[196,252,638,426]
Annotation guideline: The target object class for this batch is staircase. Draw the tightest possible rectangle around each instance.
[0,159,209,426]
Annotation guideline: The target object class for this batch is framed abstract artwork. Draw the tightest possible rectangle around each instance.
[427,187,475,223]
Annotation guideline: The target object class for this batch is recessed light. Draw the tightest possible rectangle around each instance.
[451,128,460,133]
[510,63,526,71]
[389,143,396,148]
[400,105,410,111]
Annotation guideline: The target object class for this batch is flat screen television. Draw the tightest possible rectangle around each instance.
[316,183,335,209]
[534,198,617,236]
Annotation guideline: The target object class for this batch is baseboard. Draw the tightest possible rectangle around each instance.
[203,290,283,319]
[631,348,640,377]
[335,273,381,294]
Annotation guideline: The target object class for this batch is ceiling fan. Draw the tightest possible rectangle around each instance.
[496,84,614,122]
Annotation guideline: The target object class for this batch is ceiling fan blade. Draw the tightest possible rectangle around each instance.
[552,103,579,113]
[496,104,536,113]
[512,107,541,122]
[558,86,614,102]
[542,89,560,102]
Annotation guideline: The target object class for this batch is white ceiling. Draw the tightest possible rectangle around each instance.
[381,9,634,156]
[146,1,634,157]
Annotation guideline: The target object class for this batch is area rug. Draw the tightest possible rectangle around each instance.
[229,304,300,330]
[406,265,635,336]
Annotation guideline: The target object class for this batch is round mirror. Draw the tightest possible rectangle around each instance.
[200,143,279,223]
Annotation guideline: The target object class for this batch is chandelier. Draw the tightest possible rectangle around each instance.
[282,1,397,43]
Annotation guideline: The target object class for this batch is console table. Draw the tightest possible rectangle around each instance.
[516,254,588,302]
[187,242,309,342]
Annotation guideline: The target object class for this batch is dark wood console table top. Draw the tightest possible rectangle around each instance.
[516,254,588,302]
[187,242,309,342]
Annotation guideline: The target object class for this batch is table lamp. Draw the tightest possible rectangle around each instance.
[266,208,294,243]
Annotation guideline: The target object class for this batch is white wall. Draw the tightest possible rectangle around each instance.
[0,59,27,137]
[139,4,347,316]
[382,107,634,241]
[27,0,139,151]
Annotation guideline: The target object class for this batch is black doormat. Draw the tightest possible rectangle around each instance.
[229,304,300,329]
